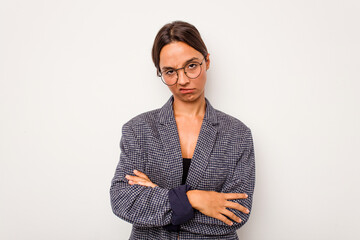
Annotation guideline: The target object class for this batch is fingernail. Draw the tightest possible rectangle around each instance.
[246,209,250,214]
[237,218,241,223]
[245,194,248,198]
[125,175,129,179]
[133,170,137,173]
[229,222,233,226]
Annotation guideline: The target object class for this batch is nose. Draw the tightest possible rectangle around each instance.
[177,69,190,86]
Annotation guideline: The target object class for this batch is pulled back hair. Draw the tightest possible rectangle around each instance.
[152,21,208,76]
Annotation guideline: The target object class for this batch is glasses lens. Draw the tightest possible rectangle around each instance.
[161,70,177,86]
[185,62,202,79]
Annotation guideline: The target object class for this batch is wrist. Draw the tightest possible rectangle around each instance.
[168,185,194,226]
[186,190,201,209]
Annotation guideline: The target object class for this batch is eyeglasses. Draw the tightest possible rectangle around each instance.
[159,57,205,86]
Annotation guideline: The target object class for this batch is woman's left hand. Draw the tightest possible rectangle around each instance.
[125,170,158,188]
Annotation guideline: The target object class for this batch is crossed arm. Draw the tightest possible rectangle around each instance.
[110,123,255,234]
[126,170,249,226]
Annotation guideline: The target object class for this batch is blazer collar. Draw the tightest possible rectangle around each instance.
[158,95,218,126]
[157,95,219,188]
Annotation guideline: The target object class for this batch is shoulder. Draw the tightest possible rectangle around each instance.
[205,97,251,135]
[215,108,251,133]
[212,107,253,146]
[122,108,161,133]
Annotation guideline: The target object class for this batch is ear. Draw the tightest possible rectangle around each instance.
[205,53,210,70]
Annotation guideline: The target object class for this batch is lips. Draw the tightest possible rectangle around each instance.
[179,88,195,94]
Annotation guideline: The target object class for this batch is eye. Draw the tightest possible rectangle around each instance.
[187,63,199,70]
[165,70,175,76]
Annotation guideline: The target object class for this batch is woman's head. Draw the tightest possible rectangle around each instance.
[152,21,210,103]
[152,21,208,76]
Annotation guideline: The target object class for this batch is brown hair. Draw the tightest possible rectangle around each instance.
[152,21,208,76]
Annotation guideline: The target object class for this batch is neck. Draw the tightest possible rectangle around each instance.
[172,95,206,118]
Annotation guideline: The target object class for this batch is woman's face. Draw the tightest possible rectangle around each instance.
[159,41,210,103]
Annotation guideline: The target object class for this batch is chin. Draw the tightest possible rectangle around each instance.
[177,93,201,102]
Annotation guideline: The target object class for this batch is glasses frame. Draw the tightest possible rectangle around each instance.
[159,57,206,86]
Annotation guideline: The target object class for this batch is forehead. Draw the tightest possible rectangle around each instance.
[159,41,202,68]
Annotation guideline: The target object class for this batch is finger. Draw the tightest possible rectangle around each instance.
[133,170,150,181]
[225,201,250,214]
[135,181,149,187]
[223,193,248,200]
[128,179,147,186]
[126,175,155,187]
[125,175,147,183]
[129,179,157,188]
[139,181,157,188]
[214,213,234,226]
[220,208,241,223]
[128,178,144,185]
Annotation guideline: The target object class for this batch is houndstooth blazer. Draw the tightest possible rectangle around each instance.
[110,95,255,240]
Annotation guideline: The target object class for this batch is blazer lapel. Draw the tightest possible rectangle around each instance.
[186,98,218,188]
[158,96,183,188]
[157,96,219,189]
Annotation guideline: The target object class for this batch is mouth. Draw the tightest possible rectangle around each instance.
[179,88,195,94]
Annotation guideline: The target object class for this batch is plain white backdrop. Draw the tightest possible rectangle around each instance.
[1,0,359,239]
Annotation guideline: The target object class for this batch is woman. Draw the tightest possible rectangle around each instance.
[110,21,255,240]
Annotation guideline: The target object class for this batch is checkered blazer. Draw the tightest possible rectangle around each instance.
[110,96,255,240]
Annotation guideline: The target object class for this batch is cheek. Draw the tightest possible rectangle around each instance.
[167,85,177,93]
[198,72,207,87]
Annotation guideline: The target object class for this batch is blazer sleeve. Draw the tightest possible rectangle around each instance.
[180,128,256,235]
[110,122,173,227]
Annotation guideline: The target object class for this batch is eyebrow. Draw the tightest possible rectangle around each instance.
[161,57,201,71]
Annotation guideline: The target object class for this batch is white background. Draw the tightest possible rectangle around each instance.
[1,0,359,239]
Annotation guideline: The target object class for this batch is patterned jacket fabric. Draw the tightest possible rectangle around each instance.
[110,95,255,240]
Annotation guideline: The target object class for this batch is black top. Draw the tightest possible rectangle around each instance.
[182,158,191,185]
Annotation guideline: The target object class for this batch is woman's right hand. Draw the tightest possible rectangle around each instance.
[186,190,249,226]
